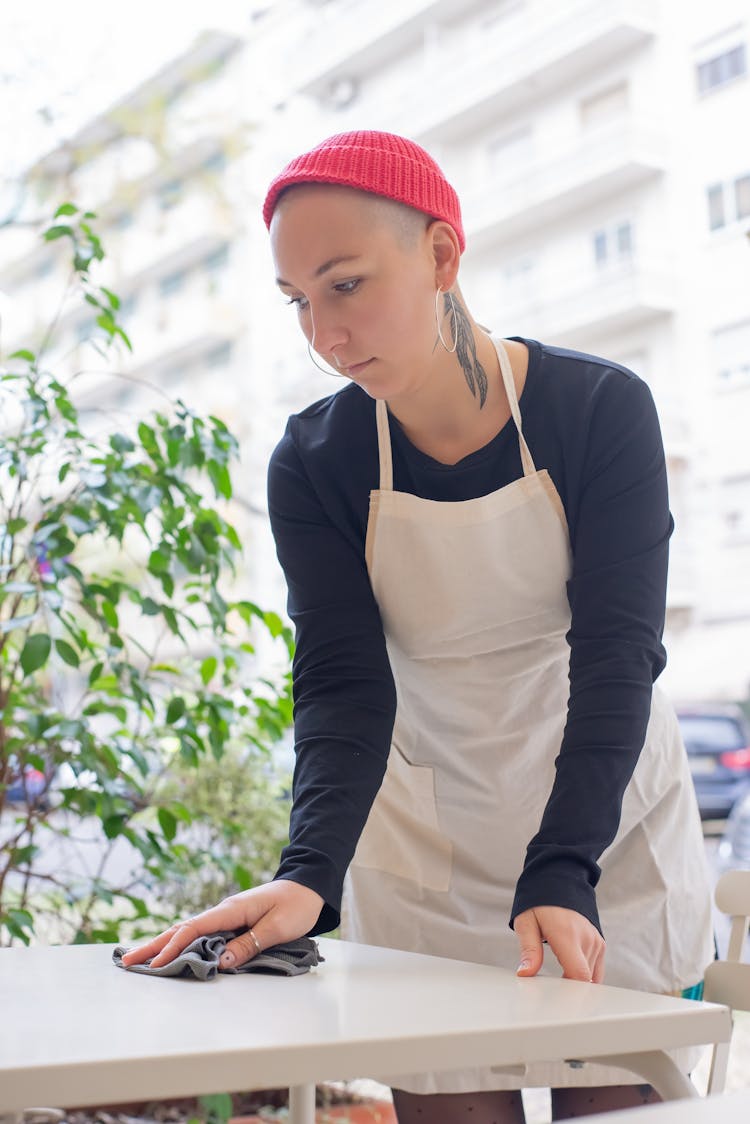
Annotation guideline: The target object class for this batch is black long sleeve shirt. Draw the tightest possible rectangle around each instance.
[267,337,672,938]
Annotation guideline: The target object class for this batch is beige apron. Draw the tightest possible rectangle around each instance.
[341,337,714,1093]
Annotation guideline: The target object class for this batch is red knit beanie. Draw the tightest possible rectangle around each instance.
[262,130,465,252]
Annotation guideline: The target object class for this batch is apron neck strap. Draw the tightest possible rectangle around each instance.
[375,398,394,491]
[492,336,536,477]
[374,338,536,490]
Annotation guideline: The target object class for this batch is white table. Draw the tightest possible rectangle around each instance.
[583,1088,750,1122]
[0,939,732,1124]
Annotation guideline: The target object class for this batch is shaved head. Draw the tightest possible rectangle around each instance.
[274,183,432,251]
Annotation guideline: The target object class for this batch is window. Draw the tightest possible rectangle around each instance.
[591,220,634,267]
[158,179,182,210]
[159,269,188,297]
[204,341,233,368]
[721,475,750,542]
[74,318,95,343]
[203,244,230,274]
[164,80,188,107]
[735,173,750,220]
[202,150,226,175]
[707,173,750,230]
[593,230,608,265]
[707,183,726,230]
[32,259,54,281]
[119,294,138,319]
[616,222,632,255]
[696,42,746,94]
[713,320,750,388]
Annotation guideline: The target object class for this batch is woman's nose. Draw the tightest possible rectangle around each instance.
[309,306,348,358]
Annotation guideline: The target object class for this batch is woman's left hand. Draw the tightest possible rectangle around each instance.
[513,905,605,983]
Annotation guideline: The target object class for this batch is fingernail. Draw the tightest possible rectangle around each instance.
[221,951,235,967]
[517,960,529,973]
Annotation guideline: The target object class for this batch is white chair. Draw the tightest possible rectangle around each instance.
[704,869,750,1093]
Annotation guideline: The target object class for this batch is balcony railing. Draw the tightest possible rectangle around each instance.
[461,118,666,245]
[119,294,242,374]
[108,193,233,281]
[492,256,675,343]
[328,0,657,141]
[292,0,456,92]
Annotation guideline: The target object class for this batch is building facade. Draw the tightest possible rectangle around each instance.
[250,0,750,703]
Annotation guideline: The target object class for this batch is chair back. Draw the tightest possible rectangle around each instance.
[704,869,750,1094]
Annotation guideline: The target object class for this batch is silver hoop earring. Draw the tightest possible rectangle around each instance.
[435,287,458,354]
[307,341,345,377]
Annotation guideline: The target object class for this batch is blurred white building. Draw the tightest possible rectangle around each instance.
[1,0,749,702]
[251,0,750,704]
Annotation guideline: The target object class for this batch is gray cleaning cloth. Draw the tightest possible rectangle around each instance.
[112,932,324,980]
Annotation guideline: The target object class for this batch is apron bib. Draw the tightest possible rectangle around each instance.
[342,337,713,1093]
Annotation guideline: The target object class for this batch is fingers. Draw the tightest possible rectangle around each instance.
[220,881,325,969]
[513,909,545,977]
[592,940,606,985]
[555,937,595,983]
[120,880,325,971]
[147,917,212,970]
[221,927,265,969]
[220,907,284,968]
[121,896,254,969]
[513,906,605,984]
[534,906,605,983]
[120,925,183,967]
[121,915,207,969]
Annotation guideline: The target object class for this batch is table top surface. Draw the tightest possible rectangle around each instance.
[0,939,732,1112]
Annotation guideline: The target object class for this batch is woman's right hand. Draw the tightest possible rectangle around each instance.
[120,879,325,970]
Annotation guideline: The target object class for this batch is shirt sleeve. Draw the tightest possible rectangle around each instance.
[510,374,672,935]
[267,421,396,936]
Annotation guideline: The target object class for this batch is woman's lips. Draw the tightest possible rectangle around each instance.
[343,358,374,376]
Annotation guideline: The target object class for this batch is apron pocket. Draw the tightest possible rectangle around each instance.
[352,742,452,891]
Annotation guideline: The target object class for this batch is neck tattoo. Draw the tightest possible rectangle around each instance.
[445,294,489,408]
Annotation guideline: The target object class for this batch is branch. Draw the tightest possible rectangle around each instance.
[36,267,78,366]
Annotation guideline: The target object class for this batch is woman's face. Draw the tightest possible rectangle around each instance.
[270,184,442,400]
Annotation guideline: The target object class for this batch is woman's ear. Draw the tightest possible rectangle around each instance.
[428,220,461,291]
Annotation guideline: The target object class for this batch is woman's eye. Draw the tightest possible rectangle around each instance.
[334,279,360,294]
[285,295,309,310]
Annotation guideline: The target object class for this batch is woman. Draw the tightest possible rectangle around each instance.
[124,131,714,1122]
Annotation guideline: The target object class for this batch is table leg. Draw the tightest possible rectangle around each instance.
[289,1083,316,1124]
[574,1052,699,1101]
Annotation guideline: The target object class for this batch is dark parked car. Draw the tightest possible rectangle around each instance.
[677,704,750,820]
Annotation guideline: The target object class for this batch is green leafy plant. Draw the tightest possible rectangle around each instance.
[150,740,292,916]
[0,204,293,945]
[193,1092,235,1124]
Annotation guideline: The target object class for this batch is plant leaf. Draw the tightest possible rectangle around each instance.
[44,224,72,241]
[166,696,186,724]
[157,807,177,841]
[55,638,80,667]
[20,633,52,674]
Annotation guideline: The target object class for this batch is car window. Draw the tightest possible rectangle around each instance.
[679,715,746,753]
